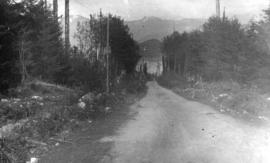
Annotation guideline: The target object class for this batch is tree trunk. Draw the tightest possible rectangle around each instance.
[174,55,177,73]
[19,38,29,83]
[182,53,186,76]
[65,0,70,55]
[53,0,58,19]
[162,56,166,74]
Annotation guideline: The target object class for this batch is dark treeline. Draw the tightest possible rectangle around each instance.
[73,12,140,90]
[0,0,67,93]
[162,10,270,83]
[0,0,140,94]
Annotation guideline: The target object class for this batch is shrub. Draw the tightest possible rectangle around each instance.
[158,72,187,89]
[0,100,42,125]
[159,73,270,120]
[116,73,148,94]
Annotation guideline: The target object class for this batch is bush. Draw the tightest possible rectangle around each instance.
[159,73,270,120]
[250,78,270,93]
[0,100,42,125]
[114,73,148,94]
[0,137,28,162]
[192,80,270,116]
[225,90,270,116]
[158,72,187,89]
[35,113,67,139]
[67,56,106,93]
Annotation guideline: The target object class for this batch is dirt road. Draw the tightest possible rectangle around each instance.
[40,81,270,163]
[101,81,270,163]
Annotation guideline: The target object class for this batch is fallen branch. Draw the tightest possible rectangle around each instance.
[26,139,47,146]
[49,138,73,144]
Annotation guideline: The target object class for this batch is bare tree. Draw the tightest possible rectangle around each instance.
[65,0,70,55]
[18,29,32,83]
[53,0,58,19]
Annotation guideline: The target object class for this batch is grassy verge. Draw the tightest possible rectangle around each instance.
[0,74,147,162]
[158,72,270,124]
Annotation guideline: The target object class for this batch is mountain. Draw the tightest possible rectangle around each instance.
[62,15,205,45]
[126,16,206,42]
[62,15,255,45]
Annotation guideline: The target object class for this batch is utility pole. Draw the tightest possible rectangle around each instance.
[41,0,47,11]
[44,0,47,9]
[53,0,58,20]
[173,21,176,32]
[222,7,226,21]
[216,0,220,18]
[106,14,111,94]
[100,9,103,43]
[97,9,102,61]
[65,0,70,55]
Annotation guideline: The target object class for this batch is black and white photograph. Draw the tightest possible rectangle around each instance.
[1,0,270,162]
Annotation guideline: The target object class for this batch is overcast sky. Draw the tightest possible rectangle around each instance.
[48,0,269,22]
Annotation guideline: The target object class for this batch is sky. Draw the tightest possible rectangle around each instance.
[47,0,270,22]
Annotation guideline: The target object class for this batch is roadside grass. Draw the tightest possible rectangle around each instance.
[0,73,148,162]
[0,80,81,161]
[158,72,270,124]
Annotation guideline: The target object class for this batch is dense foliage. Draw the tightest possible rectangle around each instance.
[0,0,67,94]
[162,15,270,83]
[0,0,22,93]
[74,12,140,76]
[0,1,140,94]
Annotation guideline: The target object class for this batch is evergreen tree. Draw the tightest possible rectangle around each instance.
[19,0,66,82]
[0,0,66,93]
[0,0,22,93]
[162,16,269,82]
[75,13,140,74]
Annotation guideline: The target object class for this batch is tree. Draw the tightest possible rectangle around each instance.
[75,13,140,75]
[0,0,22,93]
[162,31,181,73]
[0,0,67,94]
[162,15,268,82]
[17,28,33,83]
[199,16,260,81]
[162,31,203,76]
[19,0,66,82]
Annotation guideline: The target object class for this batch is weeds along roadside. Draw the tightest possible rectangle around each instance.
[0,73,148,162]
[157,72,270,124]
